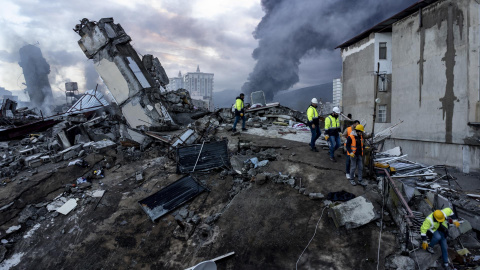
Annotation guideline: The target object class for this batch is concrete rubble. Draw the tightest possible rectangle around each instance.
[0,16,479,270]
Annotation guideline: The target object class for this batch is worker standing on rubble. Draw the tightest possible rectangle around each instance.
[345,124,367,186]
[343,120,360,179]
[307,98,320,152]
[233,93,247,132]
[421,208,460,270]
[324,107,342,162]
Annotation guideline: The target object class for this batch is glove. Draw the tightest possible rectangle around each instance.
[453,221,460,228]
[240,113,244,117]
[422,241,428,250]
[349,153,355,158]
[324,135,329,141]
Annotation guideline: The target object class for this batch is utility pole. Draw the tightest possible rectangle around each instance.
[372,62,380,137]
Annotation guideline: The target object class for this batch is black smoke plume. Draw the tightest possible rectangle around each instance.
[242,0,417,101]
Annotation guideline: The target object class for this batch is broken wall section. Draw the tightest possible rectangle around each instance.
[74,18,175,132]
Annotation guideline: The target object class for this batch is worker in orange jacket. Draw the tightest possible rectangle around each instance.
[345,124,367,187]
[342,120,360,179]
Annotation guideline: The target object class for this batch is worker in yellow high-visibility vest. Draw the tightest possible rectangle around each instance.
[306,98,320,151]
[420,208,460,270]
[324,107,341,162]
[233,93,247,132]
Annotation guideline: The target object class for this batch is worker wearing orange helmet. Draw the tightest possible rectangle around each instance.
[420,208,460,270]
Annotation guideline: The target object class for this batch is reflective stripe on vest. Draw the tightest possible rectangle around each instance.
[326,115,340,129]
[307,106,318,120]
[347,133,364,155]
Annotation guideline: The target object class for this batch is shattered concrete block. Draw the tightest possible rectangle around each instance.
[458,232,480,249]
[385,255,415,270]
[329,196,376,229]
[308,193,324,200]
[56,199,77,215]
[410,246,442,270]
[28,159,43,168]
[135,171,143,181]
[256,174,267,185]
[287,178,295,187]
[205,213,221,224]
[459,220,473,234]
[87,140,116,152]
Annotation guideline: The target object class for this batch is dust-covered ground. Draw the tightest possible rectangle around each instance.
[0,130,403,270]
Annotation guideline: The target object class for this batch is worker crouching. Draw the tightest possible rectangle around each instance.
[421,208,460,270]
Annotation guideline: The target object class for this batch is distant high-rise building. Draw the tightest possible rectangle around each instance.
[166,71,185,91]
[333,78,342,109]
[184,65,214,111]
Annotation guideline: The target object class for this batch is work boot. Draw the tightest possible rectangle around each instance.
[442,263,452,270]
[232,128,237,132]
[426,246,435,254]
[330,157,337,162]
[310,147,319,152]
[242,128,248,131]
[349,178,357,186]
[357,180,367,187]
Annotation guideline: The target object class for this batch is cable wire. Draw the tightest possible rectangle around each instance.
[296,206,328,270]
[376,177,386,270]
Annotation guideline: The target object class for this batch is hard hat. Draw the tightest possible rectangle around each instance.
[355,124,365,132]
[311,98,318,104]
[333,107,340,114]
[433,210,445,222]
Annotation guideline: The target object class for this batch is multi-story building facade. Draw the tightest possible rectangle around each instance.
[184,66,214,111]
[332,78,342,109]
[166,71,184,92]
[337,0,480,171]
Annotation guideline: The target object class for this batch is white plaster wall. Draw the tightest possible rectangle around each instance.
[341,35,376,130]
[391,0,471,144]
[374,33,392,74]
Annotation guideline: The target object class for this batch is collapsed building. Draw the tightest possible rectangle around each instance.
[0,15,479,270]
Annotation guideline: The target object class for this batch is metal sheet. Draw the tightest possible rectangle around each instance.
[138,175,206,221]
[176,140,230,173]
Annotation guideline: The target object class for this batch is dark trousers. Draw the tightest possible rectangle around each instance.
[345,151,351,173]
[233,115,245,130]
[309,125,320,149]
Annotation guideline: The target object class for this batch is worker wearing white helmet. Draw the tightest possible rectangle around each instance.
[324,106,341,162]
[306,98,320,151]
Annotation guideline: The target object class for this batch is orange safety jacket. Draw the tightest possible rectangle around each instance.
[347,133,364,156]
[344,126,353,147]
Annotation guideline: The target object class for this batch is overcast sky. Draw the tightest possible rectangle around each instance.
[0,0,416,101]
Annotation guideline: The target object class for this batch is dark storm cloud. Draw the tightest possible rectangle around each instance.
[242,0,418,101]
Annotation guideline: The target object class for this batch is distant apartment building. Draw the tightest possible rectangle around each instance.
[337,0,480,171]
[332,78,342,109]
[184,66,214,111]
[166,71,184,92]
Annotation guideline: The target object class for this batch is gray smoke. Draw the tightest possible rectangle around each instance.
[242,0,417,101]
[18,44,54,114]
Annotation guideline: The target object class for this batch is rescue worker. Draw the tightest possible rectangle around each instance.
[345,124,367,186]
[421,208,460,270]
[342,120,360,179]
[306,98,320,152]
[233,93,247,132]
[324,107,341,162]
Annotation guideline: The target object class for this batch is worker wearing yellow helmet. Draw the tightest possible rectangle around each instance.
[345,124,366,186]
[420,208,460,270]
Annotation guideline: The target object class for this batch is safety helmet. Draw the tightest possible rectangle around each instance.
[311,98,318,104]
[355,124,365,132]
[333,107,340,114]
[433,210,445,222]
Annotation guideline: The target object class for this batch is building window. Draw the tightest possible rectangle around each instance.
[379,42,387,60]
[378,76,387,92]
[378,105,387,123]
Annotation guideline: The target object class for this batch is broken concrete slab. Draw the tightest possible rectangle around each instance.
[329,196,376,229]
[410,247,442,270]
[6,225,21,234]
[56,199,77,215]
[384,254,415,270]
[308,193,324,200]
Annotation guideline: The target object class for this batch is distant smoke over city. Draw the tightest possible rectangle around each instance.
[18,44,54,114]
[242,0,416,101]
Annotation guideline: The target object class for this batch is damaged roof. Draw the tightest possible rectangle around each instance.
[336,0,439,49]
